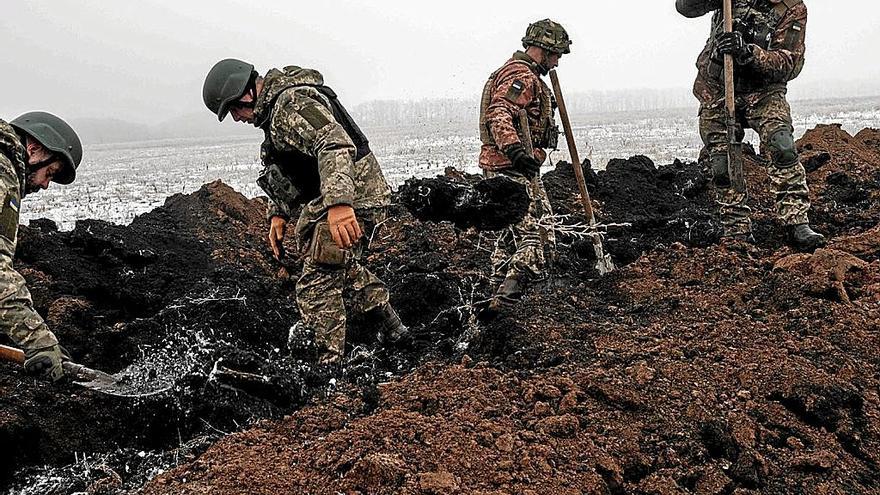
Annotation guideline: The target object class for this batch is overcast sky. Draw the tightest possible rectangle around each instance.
[2,0,879,125]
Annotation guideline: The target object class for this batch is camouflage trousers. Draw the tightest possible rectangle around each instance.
[295,209,389,364]
[486,171,555,286]
[699,87,811,236]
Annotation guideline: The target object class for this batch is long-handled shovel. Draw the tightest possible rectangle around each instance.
[0,344,169,398]
[723,0,746,193]
[549,70,615,275]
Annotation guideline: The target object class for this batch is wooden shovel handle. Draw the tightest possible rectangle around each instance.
[0,344,26,364]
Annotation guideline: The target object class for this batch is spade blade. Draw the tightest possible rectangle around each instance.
[64,361,170,398]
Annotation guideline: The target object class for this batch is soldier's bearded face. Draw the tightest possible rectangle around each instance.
[230,105,255,125]
[229,92,257,125]
[25,162,63,195]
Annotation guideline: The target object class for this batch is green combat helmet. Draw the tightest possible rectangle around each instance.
[10,112,82,184]
[202,58,256,121]
[522,19,572,55]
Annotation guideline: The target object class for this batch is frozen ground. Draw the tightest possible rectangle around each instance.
[20,96,880,230]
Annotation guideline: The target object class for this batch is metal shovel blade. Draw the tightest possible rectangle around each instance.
[65,361,170,398]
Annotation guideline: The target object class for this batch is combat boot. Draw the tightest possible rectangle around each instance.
[788,224,826,251]
[494,274,525,305]
[370,303,412,346]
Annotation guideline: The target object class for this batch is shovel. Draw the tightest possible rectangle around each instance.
[549,70,615,275]
[723,0,747,194]
[0,344,169,398]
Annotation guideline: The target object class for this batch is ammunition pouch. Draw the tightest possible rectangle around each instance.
[257,162,304,209]
[309,222,346,267]
[539,123,560,150]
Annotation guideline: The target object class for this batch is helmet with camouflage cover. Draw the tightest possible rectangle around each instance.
[10,112,82,185]
[203,58,257,121]
[522,19,572,55]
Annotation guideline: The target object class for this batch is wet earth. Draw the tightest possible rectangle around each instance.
[2,124,879,494]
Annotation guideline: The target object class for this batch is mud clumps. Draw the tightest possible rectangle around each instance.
[398,171,530,230]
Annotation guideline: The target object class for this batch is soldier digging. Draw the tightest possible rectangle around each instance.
[479,19,569,313]
[202,59,410,367]
[1,112,82,381]
[677,0,826,249]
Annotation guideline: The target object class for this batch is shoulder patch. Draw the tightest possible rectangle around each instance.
[1,192,20,242]
[298,104,332,130]
[505,80,526,103]
[783,21,804,49]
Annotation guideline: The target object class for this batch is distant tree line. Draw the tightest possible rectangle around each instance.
[351,88,695,127]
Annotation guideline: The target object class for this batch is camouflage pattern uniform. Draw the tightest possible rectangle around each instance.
[0,120,58,351]
[253,66,392,362]
[479,51,557,284]
[681,0,812,236]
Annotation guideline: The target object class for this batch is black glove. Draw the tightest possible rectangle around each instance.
[715,31,752,61]
[24,344,69,382]
[504,143,541,179]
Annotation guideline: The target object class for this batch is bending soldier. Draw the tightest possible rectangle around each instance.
[677,0,826,249]
[203,59,409,366]
[479,19,569,310]
[1,112,82,381]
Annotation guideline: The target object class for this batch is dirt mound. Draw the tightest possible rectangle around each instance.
[3,126,880,494]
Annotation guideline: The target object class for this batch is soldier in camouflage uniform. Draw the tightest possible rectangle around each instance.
[678,0,826,250]
[203,59,409,366]
[1,112,82,381]
[479,19,569,310]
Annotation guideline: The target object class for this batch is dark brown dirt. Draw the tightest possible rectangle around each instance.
[3,125,880,494]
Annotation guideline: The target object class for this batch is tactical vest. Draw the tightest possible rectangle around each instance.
[707,0,805,91]
[259,85,370,207]
[479,57,558,151]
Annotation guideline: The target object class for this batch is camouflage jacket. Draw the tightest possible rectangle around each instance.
[479,51,558,171]
[681,0,807,95]
[0,119,57,350]
[253,66,391,239]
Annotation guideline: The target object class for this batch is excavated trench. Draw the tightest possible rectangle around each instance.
[2,124,880,494]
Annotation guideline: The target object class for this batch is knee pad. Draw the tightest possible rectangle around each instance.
[708,154,730,188]
[767,128,799,168]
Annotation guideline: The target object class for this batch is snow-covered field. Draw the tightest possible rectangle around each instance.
[20,98,880,230]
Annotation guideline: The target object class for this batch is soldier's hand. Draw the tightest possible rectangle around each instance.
[268,216,287,260]
[327,205,363,249]
[715,31,749,59]
[23,344,69,382]
[504,143,542,179]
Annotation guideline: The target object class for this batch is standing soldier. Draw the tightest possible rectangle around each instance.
[202,59,409,367]
[677,0,826,249]
[479,19,569,310]
[1,112,82,381]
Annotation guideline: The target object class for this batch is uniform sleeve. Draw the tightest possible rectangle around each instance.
[485,68,537,152]
[747,5,807,82]
[269,90,357,209]
[266,198,290,221]
[676,0,720,18]
[0,155,57,350]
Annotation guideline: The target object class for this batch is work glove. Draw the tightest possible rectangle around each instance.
[24,344,69,382]
[327,205,363,249]
[268,216,287,260]
[714,31,752,62]
[504,143,542,179]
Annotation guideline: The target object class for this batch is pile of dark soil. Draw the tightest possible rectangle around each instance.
[2,125,880,494]
[398,169,531,231]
